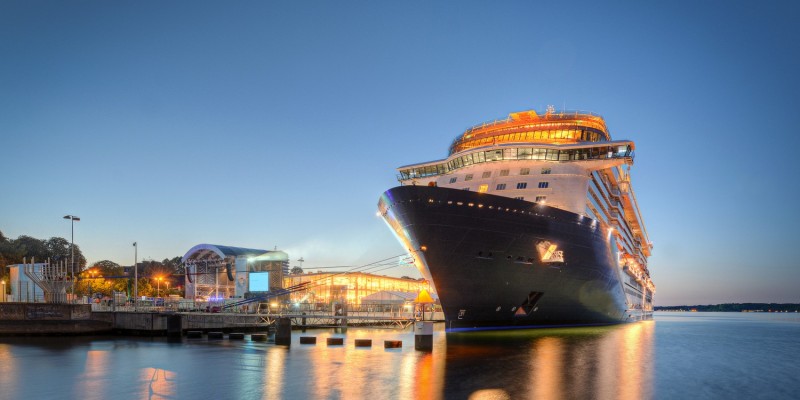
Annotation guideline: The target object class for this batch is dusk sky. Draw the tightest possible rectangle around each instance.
[2,1,798,306]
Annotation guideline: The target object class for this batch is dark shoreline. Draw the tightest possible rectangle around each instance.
[655,303,800,312]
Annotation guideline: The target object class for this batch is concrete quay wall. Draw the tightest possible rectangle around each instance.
[0,303,111,335]
[0,304,269,336]
[95,312,269,335]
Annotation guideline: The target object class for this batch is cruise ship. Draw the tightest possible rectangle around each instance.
[378,107,654,330]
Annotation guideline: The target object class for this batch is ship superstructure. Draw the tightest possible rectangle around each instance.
[378,108,654,330]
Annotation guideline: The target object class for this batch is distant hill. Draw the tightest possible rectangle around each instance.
[655,303,800,312]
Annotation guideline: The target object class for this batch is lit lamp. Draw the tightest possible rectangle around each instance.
[88,269,97,299]
[156,276,163,297]
[1,280,5,303]
[63,215,80,302]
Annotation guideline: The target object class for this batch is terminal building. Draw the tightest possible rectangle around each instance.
[283,271,430,308]
[181,244,431,309]
[182,244,289,301]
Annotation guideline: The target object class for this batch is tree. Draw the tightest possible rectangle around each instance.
[0,234,86,268]
[45,236,87,270]
[138,257,184,297]
[10,235,48,262]
[75,260,128,297]
[0,231,87,294]
[290,266,304,275]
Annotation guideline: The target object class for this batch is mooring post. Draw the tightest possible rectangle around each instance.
[275,317,291,346]
[414,321,433,351]
[166,314,182,338]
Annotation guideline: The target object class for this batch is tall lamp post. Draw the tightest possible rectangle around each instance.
[1,280,6,303]
[133,242,138,311]
[63,215,80,302]
[156,277,162,297]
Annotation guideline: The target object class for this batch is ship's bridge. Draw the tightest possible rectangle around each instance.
[449,109,612,155]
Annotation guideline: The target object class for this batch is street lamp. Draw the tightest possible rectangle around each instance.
[63,215,80,302]
[132,242,138,311]
[1,280,5,303]
[156,276,163,297]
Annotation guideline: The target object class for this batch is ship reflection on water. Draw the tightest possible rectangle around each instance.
[0,321,655,399]
[442,321,655,399]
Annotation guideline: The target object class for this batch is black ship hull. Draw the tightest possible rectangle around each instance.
[379,185,645,331]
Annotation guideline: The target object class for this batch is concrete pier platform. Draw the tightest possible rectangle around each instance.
[1,303,417,336]
[0,303,111,335]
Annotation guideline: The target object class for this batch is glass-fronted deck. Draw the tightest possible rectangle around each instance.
[398,142,633,181]
[448,109,612,155]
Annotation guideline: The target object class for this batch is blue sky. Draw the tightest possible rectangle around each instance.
[2,1,798,305]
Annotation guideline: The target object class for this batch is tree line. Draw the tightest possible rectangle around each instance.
[1,229,184,298]
[655,303,800,312]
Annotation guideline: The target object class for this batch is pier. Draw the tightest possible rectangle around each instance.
[0,302,427,335]
[101,309,418,335]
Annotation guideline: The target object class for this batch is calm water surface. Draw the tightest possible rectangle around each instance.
[1,312,798,399]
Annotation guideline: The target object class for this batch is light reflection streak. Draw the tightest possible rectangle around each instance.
[0,344,17,397]
[530,337,563,399]
[264,346,285,399]
[618,321,654,399]
[138,367,176,399]
[398,348,417,399]
[74,350,109,400]
[309,332,339,398]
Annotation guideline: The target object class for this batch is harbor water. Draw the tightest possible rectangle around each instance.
[1,312,798,399]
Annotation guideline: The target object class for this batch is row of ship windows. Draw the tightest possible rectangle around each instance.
[455,182,551,192]
[399,145,633,180]
[460,189,547,203]
[487,182,550,190]
[450,128,606,153]
[509,195,547,202]
[448,168,551,184]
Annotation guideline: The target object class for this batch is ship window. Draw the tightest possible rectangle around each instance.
[536,196,547,202]
[496,184,507,190]
[520,168,530,175]
[538,182,549,189]
[541,168,551,174]
[465,174,473,181]
[499,169,509,176]
[463,187,470,191]
[482,171,491,178]
[516,182,527,189]
[449,177,457,184]
[514,196,524,200]
[478,184,488,193]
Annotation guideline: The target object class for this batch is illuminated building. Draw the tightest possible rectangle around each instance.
[379,107,654,330]
[283,272,429,307]
[182,244,288,301]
